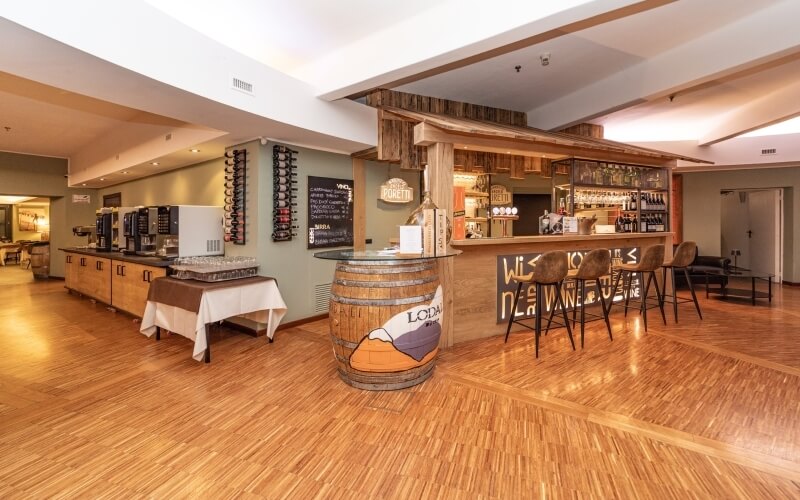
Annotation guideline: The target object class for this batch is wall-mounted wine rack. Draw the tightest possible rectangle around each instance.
[224,148,246,245]
[273,145,298,241]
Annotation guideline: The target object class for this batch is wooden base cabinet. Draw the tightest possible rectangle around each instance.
[111,260,166,317]
[63,251,165,318]
[64,253,111,304]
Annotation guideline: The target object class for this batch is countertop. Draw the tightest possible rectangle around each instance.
[59,247,174,267]
[450,232,672,247]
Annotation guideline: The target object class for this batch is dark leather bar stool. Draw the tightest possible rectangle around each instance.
[505,250,575,358]
[568,248,613,348]
[609,244,666,332]
[661,241,702,322]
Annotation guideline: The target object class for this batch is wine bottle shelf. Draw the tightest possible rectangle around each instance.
[223,149,246,245]
[272,145,298,242]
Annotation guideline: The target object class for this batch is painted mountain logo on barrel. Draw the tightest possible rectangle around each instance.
[350,286,443,373]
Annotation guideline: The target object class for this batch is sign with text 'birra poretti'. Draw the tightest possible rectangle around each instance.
[495,247,640,324]
[490,184,511,205]
[379,178,413,203]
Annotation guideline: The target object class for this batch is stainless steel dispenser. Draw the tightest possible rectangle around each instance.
[95,208,113,251]
[155,205,224,258]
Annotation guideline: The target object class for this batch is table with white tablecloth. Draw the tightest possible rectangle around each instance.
[140,276,287,362]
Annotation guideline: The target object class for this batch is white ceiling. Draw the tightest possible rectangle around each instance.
[2,0,800,182]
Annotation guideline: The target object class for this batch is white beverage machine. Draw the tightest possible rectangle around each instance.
[156,205,224,258]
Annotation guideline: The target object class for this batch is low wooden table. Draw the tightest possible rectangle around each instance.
[139,276,287,362]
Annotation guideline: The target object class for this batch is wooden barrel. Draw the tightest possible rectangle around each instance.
[30,244,50,279]
[329,259,442,390]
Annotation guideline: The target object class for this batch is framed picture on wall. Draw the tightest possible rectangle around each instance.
[18,208,46,232]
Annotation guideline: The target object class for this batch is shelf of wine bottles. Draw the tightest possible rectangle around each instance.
[224,148,246,244]
[272,145,298,242]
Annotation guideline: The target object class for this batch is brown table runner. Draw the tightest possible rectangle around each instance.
[147,276,275,312]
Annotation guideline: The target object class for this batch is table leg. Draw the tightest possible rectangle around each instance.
[752,278,756,306]
[768,277,772,303]
[204,324,211,363]
[156,326,161,341]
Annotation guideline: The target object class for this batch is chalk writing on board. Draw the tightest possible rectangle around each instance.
[307,176,354,249]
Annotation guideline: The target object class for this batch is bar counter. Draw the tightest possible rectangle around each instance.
[449,233,672,344]
[59,247,173,267]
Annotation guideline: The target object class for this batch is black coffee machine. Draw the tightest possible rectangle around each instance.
[122,211,139,254]
[135,207,159,256]
[95,209,112,251]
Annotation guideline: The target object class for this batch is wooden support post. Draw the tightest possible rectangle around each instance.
[352,158,366,251]
[427,142,455,348]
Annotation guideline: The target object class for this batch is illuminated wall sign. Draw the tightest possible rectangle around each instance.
[490,184,511,205]
[379,178,413,203]
[495,247,640,324]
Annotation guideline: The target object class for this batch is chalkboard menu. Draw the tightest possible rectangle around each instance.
[307,176,354,249]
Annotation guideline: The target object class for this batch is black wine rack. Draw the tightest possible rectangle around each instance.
[224,148,246,245]
[272,145,298,241]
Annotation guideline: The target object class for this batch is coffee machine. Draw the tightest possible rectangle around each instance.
[155,205,224,258]
[135,207,159,256]
[95,208,113,251]
[122,210,139,254]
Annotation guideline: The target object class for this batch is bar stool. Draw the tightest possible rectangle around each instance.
[661,241,702,322]
[568,248,613,348]
[609,244,666,332]
[505,250,575,358]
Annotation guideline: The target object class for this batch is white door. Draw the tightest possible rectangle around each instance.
[720,192,750,269]
[747,189,782,280]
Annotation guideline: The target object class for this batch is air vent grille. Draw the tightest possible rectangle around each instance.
[232,77,254,95]
[207,239,221,252]
[761,148,777,155]
[314,283,332,313]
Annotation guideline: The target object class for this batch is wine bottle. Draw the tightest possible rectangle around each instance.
[641,193,647,210]
[275,184,298,193]
[630,192,637,211]
[275,208,293,215]
[274,223,298,231]
[274,192,290,200]
[624,215,631,232]
[272,230,295,239]
[632,214,638,233]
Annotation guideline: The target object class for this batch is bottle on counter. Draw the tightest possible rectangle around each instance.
[539,210,551,235]
[632,214,638,233]
[630,192,637,211]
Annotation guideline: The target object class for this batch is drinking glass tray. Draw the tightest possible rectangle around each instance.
[169,256,259,282]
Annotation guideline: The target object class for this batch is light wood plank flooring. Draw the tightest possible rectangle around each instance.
[1,271,799,498]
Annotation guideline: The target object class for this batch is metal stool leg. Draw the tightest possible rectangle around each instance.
[504,281,523,342]
[684,267,703,319]
[651,271,667,325]
[597,279,613,341]
[671,267,678,322]
[579,279,586,349]
[555,281,575,351]
[534,283,542,358]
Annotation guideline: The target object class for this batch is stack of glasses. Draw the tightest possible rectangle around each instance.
[273,145,298,241]
[224,149,246,244]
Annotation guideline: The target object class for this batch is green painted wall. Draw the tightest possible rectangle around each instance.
[97,143,418,322]
[0,152,97,277]
[683,167,798,282]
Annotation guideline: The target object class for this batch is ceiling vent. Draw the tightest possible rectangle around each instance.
[231,77,254,96]
[761,148,777,155]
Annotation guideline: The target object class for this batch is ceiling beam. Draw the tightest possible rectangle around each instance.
[698,79,800,146]
[527,0,800,131]
[303,0,674,101]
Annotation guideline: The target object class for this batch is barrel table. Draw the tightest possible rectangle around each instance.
[29,242,50,278]
[314,249,458,390]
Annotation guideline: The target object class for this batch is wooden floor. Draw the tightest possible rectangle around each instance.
[1,268,799,498]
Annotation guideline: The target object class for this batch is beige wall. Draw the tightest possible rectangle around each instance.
[683,167,798,282]
[0,152,98,277]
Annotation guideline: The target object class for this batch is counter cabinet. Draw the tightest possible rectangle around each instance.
[62,250,168,317]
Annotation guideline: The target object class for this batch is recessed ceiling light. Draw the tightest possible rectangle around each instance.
[122,171,129,174]
[151,162,159,166]
[81,183,87,186]
[100,178,105,181]
[189,148,200,153]
[463,146,468,149]
[506,151,511,154]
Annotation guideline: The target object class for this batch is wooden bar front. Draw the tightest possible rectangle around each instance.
[449,233,672,345]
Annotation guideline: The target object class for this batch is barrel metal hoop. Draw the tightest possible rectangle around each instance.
[334,353,351,364]
[337,364,435,391]
[329,334,361,350]
[333,275,438,288]
[339,259,432,266]
[337,263,433,274]
[330,292,436,306]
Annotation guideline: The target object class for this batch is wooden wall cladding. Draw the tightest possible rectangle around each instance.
[558,123,605,139]
[368,89,527,170]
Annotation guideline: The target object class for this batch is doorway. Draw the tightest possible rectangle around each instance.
[720,188,783,281]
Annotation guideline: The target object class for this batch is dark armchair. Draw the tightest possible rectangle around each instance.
[673,247,730,289]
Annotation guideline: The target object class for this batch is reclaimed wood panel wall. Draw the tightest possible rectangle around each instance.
[366,89,527,170]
